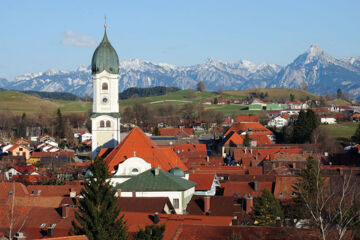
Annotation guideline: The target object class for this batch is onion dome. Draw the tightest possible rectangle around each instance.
[169,167,185,177]
[91,25,119,75]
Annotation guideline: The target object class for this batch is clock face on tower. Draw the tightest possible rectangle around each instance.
[102,97,109,104]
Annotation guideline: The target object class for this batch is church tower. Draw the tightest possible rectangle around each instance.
[91,25,121,159]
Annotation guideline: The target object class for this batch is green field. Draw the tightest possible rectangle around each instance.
[0,89,349,118]
[320,122,358,139]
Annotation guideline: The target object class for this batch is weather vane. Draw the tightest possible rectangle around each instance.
[104,15,107,28]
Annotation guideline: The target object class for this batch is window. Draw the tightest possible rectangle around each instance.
[279,192,283,196]
[30,190,35,195]
[102,82,108,90]
[131,168,139,174]
[9,190,13,195]
[106,120,111,128]
[173,198,179,209]
[19,147,23,151]
[38,190,42,195]
[40,223,46,228]
[291,192,295,197]
[100,121,105,128]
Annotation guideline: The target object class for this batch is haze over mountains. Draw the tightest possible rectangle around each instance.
[1,44,360,99]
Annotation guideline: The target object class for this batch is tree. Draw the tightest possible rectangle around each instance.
[133,224,165,240]
[56,108,64,138]
[153,127,160,136]
[72,158,128,240]
[197,81,206,92]
[243,133,251,147]
[293,156,360,240]
[292,110,318,143]
[290,94,295,102]
[337,88,342,99]
[213,97,218,105]
[351,123,360,144]
[250,189,284,226]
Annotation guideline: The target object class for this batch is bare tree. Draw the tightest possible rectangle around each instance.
[294,157,360,240]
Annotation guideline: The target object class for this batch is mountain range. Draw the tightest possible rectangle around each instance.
[1,44,360,99]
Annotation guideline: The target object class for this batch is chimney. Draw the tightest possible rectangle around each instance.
[62,205,69,218]
[154,212,160,224]
[276,217,282,227]
[69,188,76,198]
[203,196,211,214]
[154,167,160,176]
[253,180,258,192]
[47,227,54,237]
[245,195,253,214]
[232,216,238,226]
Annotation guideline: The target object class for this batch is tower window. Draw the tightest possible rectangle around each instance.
[106,120,111,128]
[100,121,105,128]
[102,82,108,90]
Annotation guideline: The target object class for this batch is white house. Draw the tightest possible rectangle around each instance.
[79,132,92,143]
[116,168,196,214]
[267,116,289,128]
[321,117,336,124]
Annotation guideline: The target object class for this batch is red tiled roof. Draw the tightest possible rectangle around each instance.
[223,181,273,197]
[189,173,215,191]
[224,122,273,137]
[33,236,88,240]
[104,127,188,173]
[235,116,259,123]
[0,182,29,198]
[7,144,30,152]
[31,152,75,158]
[273,176,299,200]
[159,128,194,136]
[26,185,82,197]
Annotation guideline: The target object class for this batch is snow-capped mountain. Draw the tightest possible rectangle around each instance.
[271,44,360,97]
[2,44,360,98]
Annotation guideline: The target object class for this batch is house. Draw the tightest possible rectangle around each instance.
[266,103,282,111]
[5,165,39,180]
[200,100,212,105]
[37,134,56,144]
[103,127,188,185]
[7,144,31,160]
[116,167,196,214]
[235,116,259,123]
[189,173,220,196]
[248,98,266,111]
[320,116,336,124]
[14,138,31,147]
[267,115,289,128]
[159,128,194,136]
[79,132,92,143]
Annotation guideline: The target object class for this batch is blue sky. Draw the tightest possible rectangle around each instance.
[1,0,360,80]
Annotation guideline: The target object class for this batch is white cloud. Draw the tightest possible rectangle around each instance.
[62,30,96,48]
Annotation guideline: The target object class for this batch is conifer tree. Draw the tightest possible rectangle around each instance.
[133,225,165,240]
[72,158,128,240]
[250,189,284,226]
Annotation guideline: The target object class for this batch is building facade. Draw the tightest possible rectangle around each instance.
[91,26,121,159]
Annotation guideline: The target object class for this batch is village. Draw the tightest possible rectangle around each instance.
[1,95,360,239]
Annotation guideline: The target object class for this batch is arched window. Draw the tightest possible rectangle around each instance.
[102,82,108,90]
[106,120,111,128]
[100,120,104,128]
[131,168,139,174]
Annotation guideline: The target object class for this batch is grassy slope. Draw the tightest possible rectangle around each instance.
[0,91,91,116]
[320,122,358,139]
[223,88,319,101]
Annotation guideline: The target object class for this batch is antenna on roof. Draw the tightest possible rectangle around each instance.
[104,14,107,28]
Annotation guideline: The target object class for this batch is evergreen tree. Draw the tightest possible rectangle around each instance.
[56,108,64,138]
[153,126,160,136]
[213,97,218,105]
[337,88,342,99]
[290,94,295,102]
[352,123,360,143]
[197,81,206,92]
[243,133,251,147]
[292,156,321,219]
[133,225,165,240]
[292,110,318,143]
[250,189,284,226]
[72,158,128,240]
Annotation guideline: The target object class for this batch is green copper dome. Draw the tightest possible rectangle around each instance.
[91,28,119,75]
[169,167,185,177]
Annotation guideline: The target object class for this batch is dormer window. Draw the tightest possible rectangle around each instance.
[38,190,42,195]
[9,190,13,195]
[102,82,108,90]
[100,121,105,128]
[106,121,111,128]
[30,190,35,195]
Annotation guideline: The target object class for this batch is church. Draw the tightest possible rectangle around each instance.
[90,25,196,214]
[90,24,121,160]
